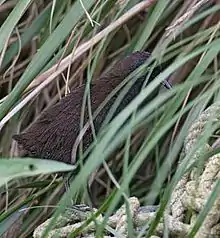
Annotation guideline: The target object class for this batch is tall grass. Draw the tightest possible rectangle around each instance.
[0,0,220,237]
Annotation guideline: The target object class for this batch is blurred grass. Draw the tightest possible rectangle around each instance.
[0,0,220,237]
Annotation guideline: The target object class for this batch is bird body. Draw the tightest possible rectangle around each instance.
[13,51,170,164]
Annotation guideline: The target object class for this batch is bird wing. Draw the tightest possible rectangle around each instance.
[13,80,119,164]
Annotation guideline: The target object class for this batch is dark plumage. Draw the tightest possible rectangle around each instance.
[13,51,171,164]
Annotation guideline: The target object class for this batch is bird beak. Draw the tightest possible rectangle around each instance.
[162,80,172,89]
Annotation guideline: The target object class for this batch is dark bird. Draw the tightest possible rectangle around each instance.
[13,51,171,164]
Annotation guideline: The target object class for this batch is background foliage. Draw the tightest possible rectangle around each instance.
[0,0,220,237]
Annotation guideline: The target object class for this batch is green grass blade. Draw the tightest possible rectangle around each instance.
[0,0,32,53]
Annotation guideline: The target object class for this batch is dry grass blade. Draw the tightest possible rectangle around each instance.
[0,0,220,237]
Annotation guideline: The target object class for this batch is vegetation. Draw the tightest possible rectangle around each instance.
[0,0,220,237]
